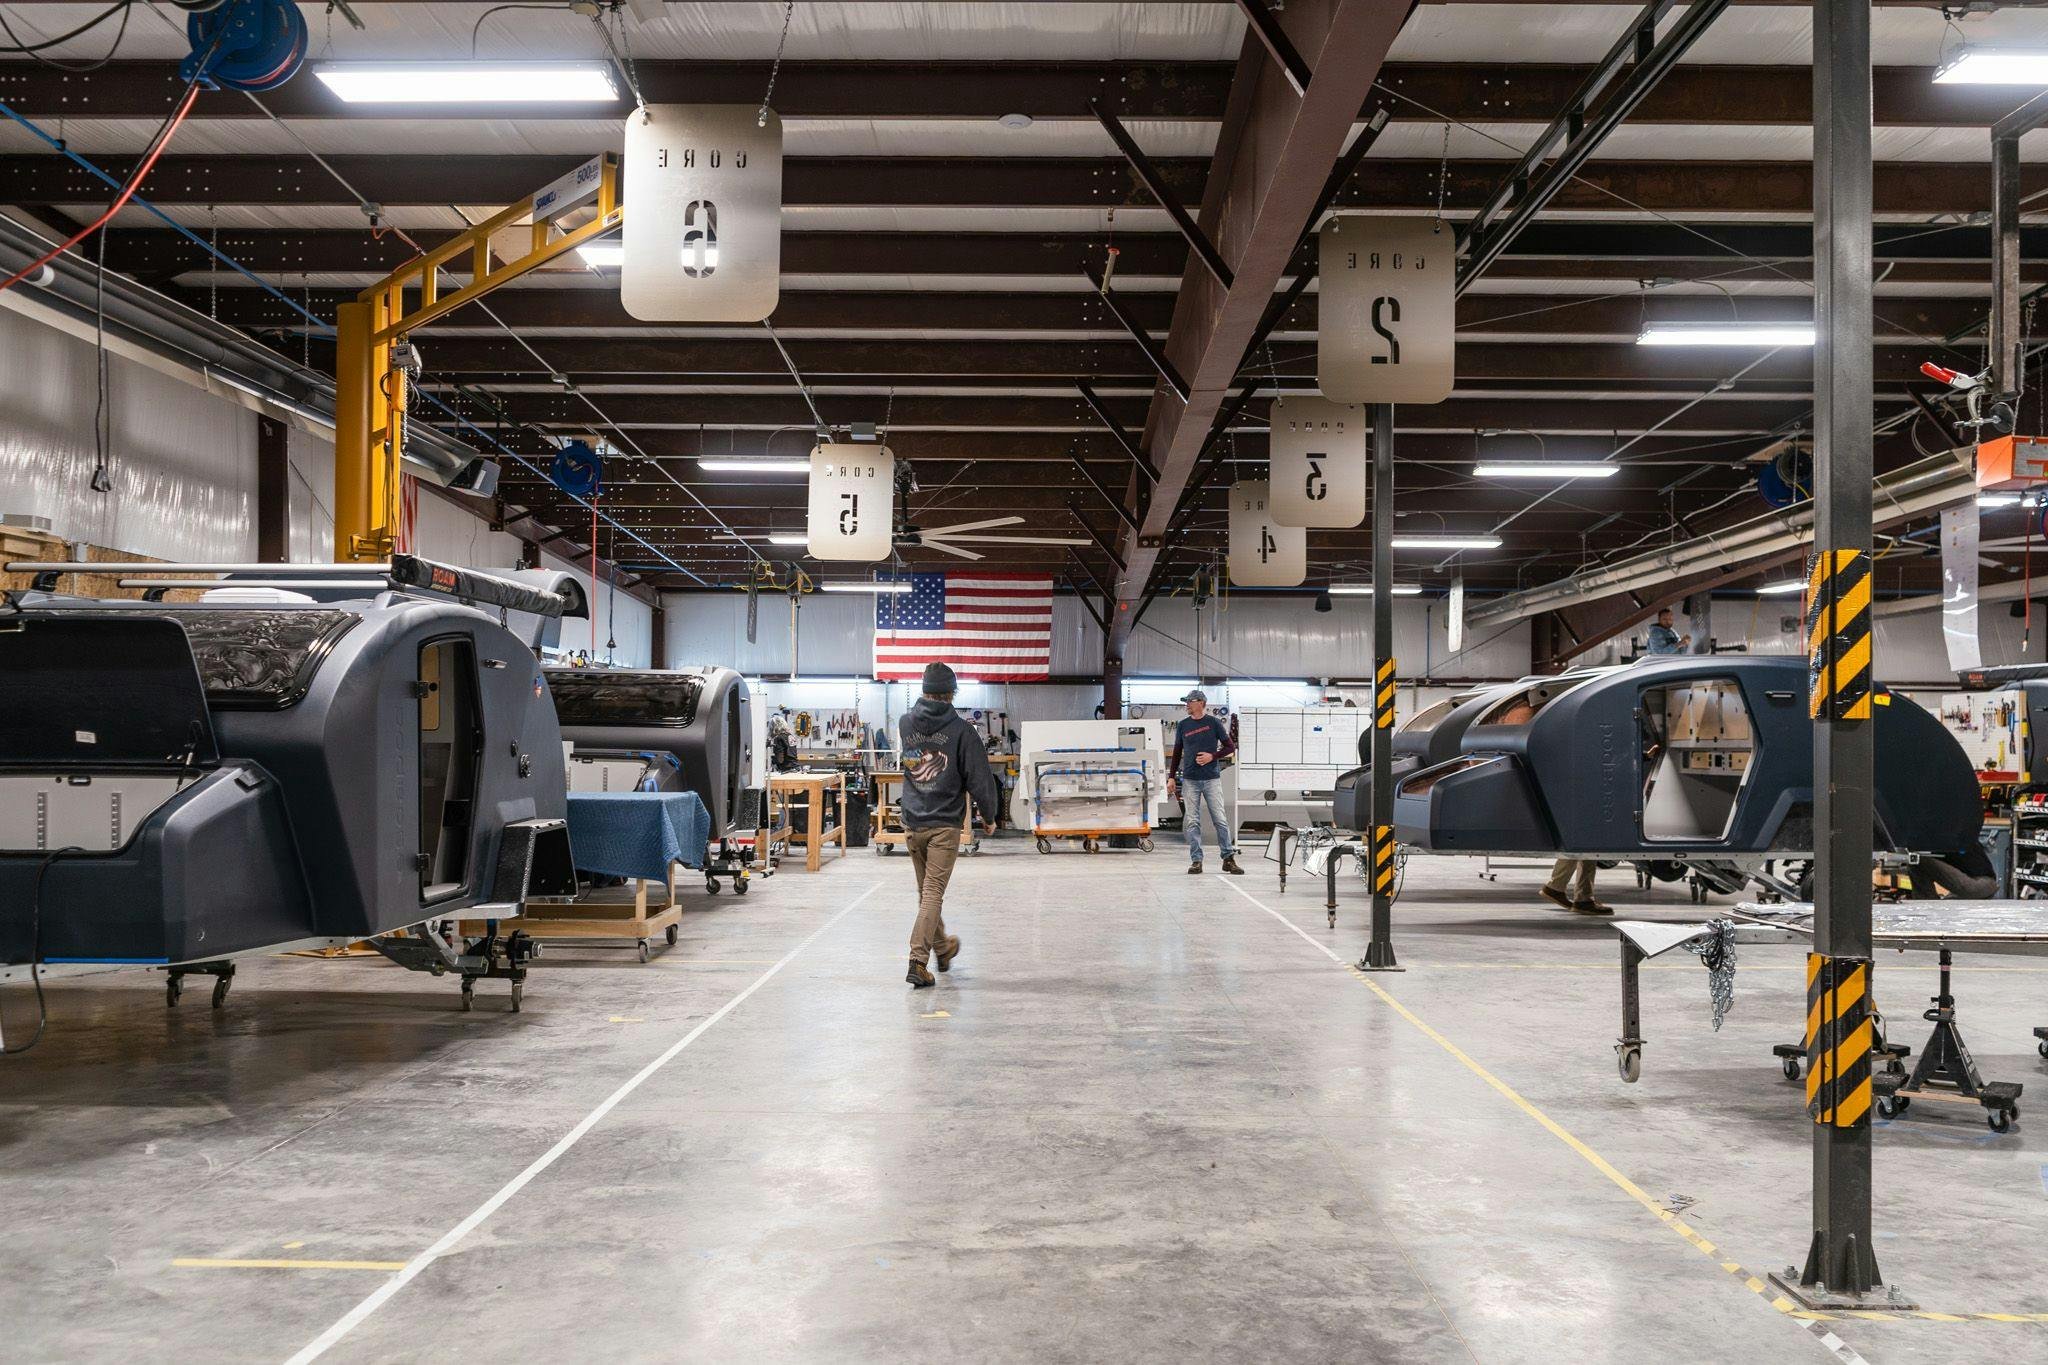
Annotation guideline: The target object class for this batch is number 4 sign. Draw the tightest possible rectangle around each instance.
[1268,395,1366,528]
[807,445,895,561]
[1227,480,1306,587]
[1316,215,1454,405]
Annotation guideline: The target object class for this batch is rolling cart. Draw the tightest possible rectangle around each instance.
[1029,749,1155,854]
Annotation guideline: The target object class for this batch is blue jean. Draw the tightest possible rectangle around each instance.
[1181,778,1233,862]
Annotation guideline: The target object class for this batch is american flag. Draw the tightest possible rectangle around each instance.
[873,572,1053,682]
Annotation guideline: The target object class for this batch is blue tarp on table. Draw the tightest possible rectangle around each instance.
[565,791,711,881]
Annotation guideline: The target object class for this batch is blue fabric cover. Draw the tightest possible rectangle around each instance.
[566,790,711,880]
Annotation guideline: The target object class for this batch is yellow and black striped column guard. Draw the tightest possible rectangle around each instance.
[1375,657,1396,731]
[1805,548,1872,722]
[1804,953,1873,1128]
[1371,823,1396,898]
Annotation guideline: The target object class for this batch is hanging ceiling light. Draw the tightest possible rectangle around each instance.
[1756,580,1806,595]
[1637,321,1816,347]
[1388,534,1502,551]
[576,242,624,268]
[314,62,620,103]
[1933,46,2048,85]
[1472,462,1620,479]
[1328,584,1424,595]
[696,457,808,473]
[820,580,913,594]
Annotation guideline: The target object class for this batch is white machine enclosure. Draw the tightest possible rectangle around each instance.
[1011,719,1168,831]
[1235,706,1371,826]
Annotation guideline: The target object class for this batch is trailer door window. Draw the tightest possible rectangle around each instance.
[1640,680,1754,842]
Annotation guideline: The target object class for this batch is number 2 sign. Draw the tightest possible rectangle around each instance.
[1316,215,1454,405]
[1268,395,1366,528]
[1227,480,1306,587]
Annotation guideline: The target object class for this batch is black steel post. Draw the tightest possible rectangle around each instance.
[1359,403,1401,972]
[1776,0,1888,1309]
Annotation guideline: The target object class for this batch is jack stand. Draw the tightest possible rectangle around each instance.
[1872,950,2023,1133]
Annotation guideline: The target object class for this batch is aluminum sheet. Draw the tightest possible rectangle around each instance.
[1735,900,2048,952]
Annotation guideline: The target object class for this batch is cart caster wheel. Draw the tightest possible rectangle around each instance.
[1327,911,1337,929]
[1617,1046,1642,1084]
[1990,1107,2017,1133]
[665,924,679,946]
[1084,837,1099,854]
[211,977,231,1010]
[1138,837,1154,852]
[509,980,523,1014]
[460,979,475,1012]
[1782,1056,1802,1082]
[165,975,183,1008]
[705,877,720,894]
[1876,1094,1903,1120]
[637,940,651,963]
[734,876,749,895]
[1036,838,1051,854]
[2038,1040,2048,1060]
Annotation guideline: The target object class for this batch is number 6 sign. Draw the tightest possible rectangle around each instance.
[1227,480,1305,587]
[1316,215,1454,405]
[1268,395,1366,528]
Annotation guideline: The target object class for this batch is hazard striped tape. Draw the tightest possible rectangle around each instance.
[1806,548,1872,722]
[1375,656,1396,730]
[1371,823,1396,900]
[1805,954,1874,1128]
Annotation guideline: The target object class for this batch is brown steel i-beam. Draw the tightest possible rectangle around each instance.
[1230,0,1315,96]
[1106,0,1407,641]
[1090,98,1234,290]
[1070,458,1142,534]
[1076,383,1160,483]
[1068,500,1130,570]
[1082,265,1191,402]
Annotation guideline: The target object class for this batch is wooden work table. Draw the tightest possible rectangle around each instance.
[770,771,848,871]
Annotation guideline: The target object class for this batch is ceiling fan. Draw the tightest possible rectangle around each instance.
[889,463,1091,561]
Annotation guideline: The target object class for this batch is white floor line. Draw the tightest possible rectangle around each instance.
[282,885,878,1365]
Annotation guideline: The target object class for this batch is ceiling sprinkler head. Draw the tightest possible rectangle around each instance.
[998,112,1033,129]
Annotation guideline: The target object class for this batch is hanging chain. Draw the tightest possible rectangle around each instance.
[208,204,219,319]
[1683,919,1737,1032]
[1431,122,1452,233]
[882,387,896,439]
[758,0,795,128]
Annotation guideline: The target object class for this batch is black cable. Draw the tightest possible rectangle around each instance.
[91,226,111,493]
[0,0,131,71]
[1,848,82,1057]
[470,2,569,57]
[0,1,131,54]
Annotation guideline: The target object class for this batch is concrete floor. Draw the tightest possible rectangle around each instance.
[4,839,2047,1364]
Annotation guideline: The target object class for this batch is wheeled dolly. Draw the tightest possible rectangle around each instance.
[1866,950,2024,1133]
[164,960,236,1009]
[1772,1038,1910,1084]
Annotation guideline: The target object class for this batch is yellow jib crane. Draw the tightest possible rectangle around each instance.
[332,154,623,560]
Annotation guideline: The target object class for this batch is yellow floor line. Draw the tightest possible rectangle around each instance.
[173,1259,407,1272]
[1226,881,2048,1333]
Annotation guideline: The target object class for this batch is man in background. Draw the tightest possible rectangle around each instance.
[1540,858,1611,916]
[897,662,999,988]
[1646,607,1691,655]
[1169,689,1243,875]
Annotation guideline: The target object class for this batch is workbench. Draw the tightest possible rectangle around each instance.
[770,771,847,871]
[868,769,981,854]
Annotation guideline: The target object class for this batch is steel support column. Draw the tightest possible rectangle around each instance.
[1360,404,1402,971]
[1776,0,1888,1309]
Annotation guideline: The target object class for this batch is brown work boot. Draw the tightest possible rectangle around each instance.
[906,957,935,988]
[1188,861,1203,874]
[1540,886,1575,911]
[936,935,962,972]
[1572,899,1614,916]
[1221,856,1244,875]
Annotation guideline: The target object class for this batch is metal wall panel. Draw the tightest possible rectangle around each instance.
[285,426,335,563]
[0,304,255,561]
[543,549,653,668]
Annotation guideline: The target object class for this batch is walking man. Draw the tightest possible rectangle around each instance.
[1169,689,1243,875]
[1540,857,1611,915]
[898,662,999,988]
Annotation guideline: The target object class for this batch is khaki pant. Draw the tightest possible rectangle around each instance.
[906,824,962,964]
[1545,857,1598,903]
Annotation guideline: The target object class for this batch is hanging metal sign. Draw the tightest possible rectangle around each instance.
[1317,215,1454,405]
[622,105,783,322]
[1226,480,1305,587]
[1942,502,1983,672]
[807,444,895,561]
[1268,395,1367,528]
[1448,574,1465,655]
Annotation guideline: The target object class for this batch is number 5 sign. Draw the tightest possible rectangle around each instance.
[807,445,895,561]
[1316,215,1454,405]
[1227,480,1306,587]
[1268,395,1366,528]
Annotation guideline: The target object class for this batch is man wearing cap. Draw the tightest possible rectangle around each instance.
[897,662,1001,988]
[1169,689,1243,875]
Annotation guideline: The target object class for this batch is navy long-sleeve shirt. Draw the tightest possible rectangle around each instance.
[1170,713,1235,782]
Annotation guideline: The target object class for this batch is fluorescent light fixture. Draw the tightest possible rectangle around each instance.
[314,62,619,104]
[1934,46,2048,85]
[1757,580,1806,595]
[765,533,807,545]
[1638,321,1816,347]
[1390,534,1503,550]
[696,458,808,473]
[1328,584,1424,596]
[820,581,913,594]
[1473,462,1619,480]
[1129,678,1200,688]
[1978,493,2022,508]
[576,242,624,268]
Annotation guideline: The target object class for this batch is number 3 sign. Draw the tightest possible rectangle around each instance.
[807,445,895,561]
[1268,395,1366,528]
[1316,215,1454,405]
[1227,480,1306,587]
